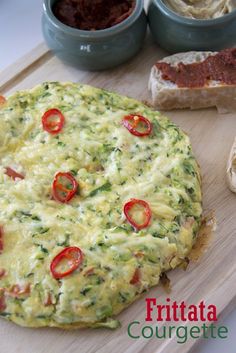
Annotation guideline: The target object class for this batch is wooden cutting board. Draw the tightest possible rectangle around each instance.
[0,35,236,353]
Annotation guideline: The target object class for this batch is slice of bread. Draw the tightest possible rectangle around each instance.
[227,137,236,193]
[149,51,236,112]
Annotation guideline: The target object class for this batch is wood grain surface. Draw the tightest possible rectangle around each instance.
[0,30,235,353]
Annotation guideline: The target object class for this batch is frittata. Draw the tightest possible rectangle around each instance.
[0,82,202,329]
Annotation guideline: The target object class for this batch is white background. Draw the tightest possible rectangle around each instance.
[0,1,235,352]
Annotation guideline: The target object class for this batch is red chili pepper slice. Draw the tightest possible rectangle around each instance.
[0,269,6,278]
[0,96,6,106]
[5,167,24,181]
[52,172,78,203]
[124,199,152,231]
[0,226,3,253]
[44,293,53,306]
[50,247,84,279]
[7,284,31,298]
[130,268,141,285]
[122,114,152,137]
[42,108,65,134]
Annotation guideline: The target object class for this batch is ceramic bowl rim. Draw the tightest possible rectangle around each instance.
[43,0,144,38]
[152,0,236,27]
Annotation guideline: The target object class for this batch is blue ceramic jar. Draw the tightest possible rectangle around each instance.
[42,0,147,71]
[148,0,236,53]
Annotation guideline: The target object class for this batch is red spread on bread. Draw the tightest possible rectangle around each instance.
[53,0,135,31]
[156,48,236,88]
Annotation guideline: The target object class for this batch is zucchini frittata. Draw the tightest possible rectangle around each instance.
[0,82,202,328]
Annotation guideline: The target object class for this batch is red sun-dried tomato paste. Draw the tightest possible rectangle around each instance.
[156,48,236,88]
[53,0,135,31]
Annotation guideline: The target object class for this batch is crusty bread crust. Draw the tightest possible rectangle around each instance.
[149,51,236,112]
[227,137,236,193]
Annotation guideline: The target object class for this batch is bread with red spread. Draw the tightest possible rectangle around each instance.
[149,49,236,112]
